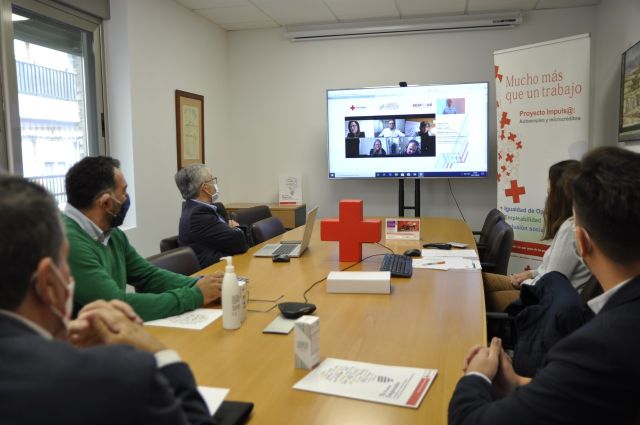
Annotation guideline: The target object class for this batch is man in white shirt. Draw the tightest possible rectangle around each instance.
[378,119,405,138]
[449,146,640,425]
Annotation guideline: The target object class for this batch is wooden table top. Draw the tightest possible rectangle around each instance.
[146,217,485,425]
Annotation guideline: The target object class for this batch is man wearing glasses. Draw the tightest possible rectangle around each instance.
[175,164,249,268]
[64,156,223,321]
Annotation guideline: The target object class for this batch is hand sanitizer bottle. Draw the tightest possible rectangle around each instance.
[221,256,241,330]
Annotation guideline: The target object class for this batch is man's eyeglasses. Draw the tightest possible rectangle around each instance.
[205,177,218,185]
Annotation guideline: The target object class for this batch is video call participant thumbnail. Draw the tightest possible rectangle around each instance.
[378,119,405,138]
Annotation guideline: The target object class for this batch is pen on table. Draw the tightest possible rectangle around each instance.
[422,261,446,266]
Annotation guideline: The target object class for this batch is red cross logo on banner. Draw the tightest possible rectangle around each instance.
[508,132,517,141]
[495,65,503,82]
[505,180,526,203]
[500,112,511,129]
[320,200,381,262]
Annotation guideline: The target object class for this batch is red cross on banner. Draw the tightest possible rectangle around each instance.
[320,200,381,262]
[505,180,526,203]
[499,112,511,129]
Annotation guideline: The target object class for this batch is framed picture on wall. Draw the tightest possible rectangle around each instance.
[619,40,640,142]
[175,90,204,169]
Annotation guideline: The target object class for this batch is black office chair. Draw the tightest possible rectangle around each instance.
[474,208,505,260]
[480,218,514,275]
[251,217,286,245]
[230,205,271,226]
[160,235,179,252]
[147,246,200,276]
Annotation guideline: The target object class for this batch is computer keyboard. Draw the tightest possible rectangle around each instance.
[271,244,297,256]
[379,254,413,277]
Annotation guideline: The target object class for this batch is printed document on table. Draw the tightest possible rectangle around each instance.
[197,386,229,414]
[145,308,222,330]
[413,257,481,270]
[293,358,437,408]
[420,249,479,259]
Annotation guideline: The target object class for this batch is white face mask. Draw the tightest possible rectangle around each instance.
[211,183,220,203]
[35,265,75,334]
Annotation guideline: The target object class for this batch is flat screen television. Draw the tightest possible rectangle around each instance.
[327,82,489,179]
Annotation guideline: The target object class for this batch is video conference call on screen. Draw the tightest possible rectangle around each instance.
[344,114,437,159]
[327,83,489,179]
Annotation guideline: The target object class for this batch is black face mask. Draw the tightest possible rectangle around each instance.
[109,195,130,228]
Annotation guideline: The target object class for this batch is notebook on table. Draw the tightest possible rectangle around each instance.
[253,207,318,258]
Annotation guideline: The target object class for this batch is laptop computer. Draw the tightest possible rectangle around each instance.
[253,207,318,257]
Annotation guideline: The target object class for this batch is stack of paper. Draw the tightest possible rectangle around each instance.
[413,249,481,271]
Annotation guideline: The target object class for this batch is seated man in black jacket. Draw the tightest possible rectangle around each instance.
[0,175,214,425]
[449,146,640,425]
[175,164,249,267]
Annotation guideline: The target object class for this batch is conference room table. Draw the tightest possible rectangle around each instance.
[146,216,486,424]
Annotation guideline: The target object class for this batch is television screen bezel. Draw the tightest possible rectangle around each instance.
[618,39,640,143]
[326,82,490,180]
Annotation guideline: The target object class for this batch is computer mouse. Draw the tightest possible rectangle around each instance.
[272,254,290,262]
[403,248,422,257]
[278,302,316,319]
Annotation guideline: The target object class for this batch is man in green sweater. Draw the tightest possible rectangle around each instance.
[64,156,222,321]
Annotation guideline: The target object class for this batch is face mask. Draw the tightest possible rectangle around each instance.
[108,195,130,228]
[35,265,75,335]
[211,183,220,203]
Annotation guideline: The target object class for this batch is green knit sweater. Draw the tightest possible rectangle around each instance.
[65,216,203,321]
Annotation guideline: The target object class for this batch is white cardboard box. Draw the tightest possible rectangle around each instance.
[294,315,320,370]
[326,271,391,294]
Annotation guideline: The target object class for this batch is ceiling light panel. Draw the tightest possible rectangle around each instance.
[323,0,400,21]
[396,0,466,16]
[251,0,337,25]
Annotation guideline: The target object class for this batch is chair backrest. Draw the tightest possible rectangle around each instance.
[251,216,286,245]
[230,205,272,226]
[147,246,200,276]
[477,208,505,245]
[160,235,179,252]
[482,218,514,275]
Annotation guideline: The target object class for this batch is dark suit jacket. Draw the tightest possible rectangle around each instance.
[179,199,248,268]
[0,313,214,425]
[449,276,640,425]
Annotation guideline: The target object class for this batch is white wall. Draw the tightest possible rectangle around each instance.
[104,0,228,256]
[592,0,640,153]
[225,7,596,231]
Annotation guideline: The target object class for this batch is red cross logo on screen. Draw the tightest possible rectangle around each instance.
[350,105,356,111]
[505,180,526,203]
[320,200,381,262]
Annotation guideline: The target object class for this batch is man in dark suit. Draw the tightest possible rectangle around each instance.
[449,146,640,425]
[175,165,249,267]
[0,175,219,424]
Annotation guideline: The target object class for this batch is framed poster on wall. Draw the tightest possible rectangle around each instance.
[619,40,640,142]
[175,90,204,169]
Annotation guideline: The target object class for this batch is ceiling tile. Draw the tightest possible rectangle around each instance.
[468,0,537,13]
[323,0,400,21]
[175,0,250,9]
[197,5,272,23]
[251,0,337,25]
[395,0,467,16]
[536,0,600,8]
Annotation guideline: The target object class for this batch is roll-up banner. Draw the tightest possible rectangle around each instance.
[493,34,590,273]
